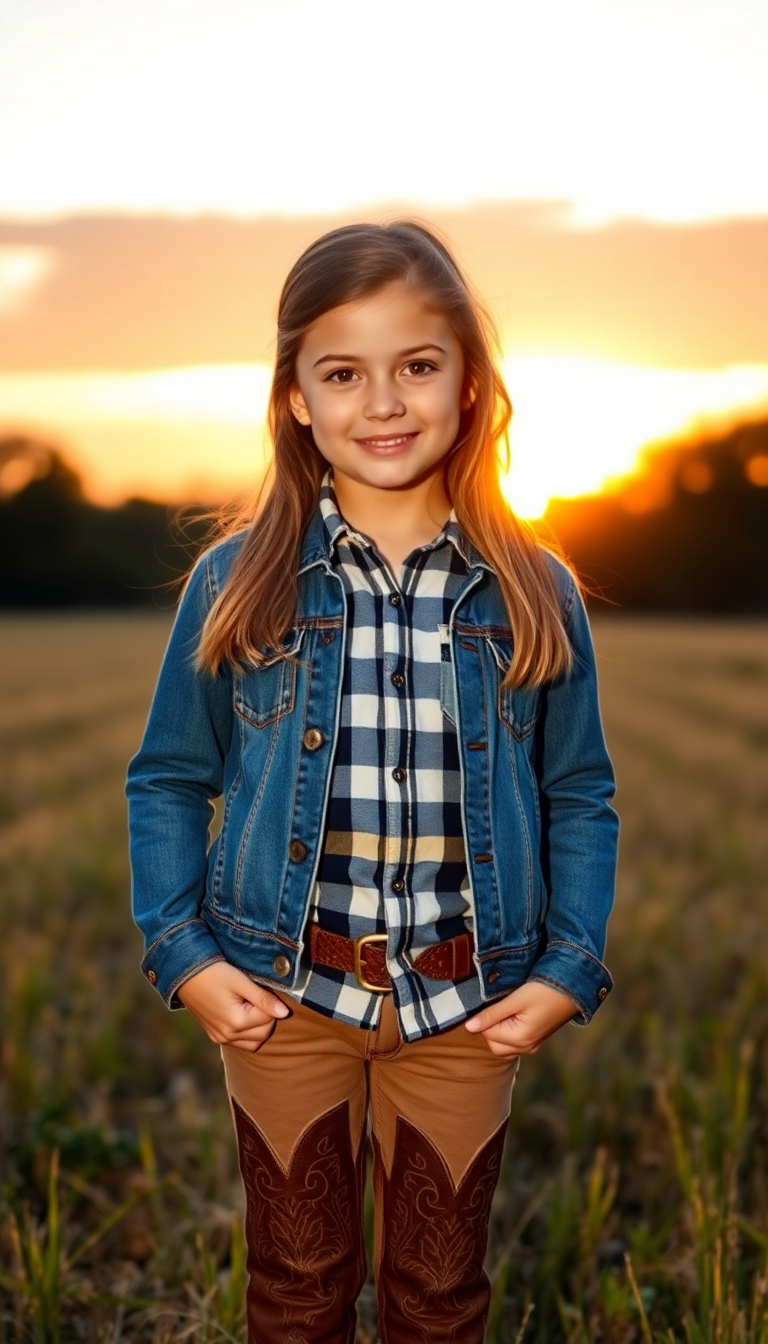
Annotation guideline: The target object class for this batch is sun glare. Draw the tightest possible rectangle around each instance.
[500,358,768,517]
[2,359,768,509]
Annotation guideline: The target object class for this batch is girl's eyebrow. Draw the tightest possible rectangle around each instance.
[312,343,447,369]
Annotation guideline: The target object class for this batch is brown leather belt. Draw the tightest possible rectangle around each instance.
[309,924,475,994]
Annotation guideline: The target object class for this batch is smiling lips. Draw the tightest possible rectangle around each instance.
[354,432,419,454]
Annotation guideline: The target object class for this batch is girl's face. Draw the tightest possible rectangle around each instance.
[289,281,472,497]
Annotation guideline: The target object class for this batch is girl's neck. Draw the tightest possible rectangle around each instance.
[330,471,452,571]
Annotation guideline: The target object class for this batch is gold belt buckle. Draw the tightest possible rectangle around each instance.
[353,933,391,993]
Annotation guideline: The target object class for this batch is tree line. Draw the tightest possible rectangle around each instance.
[1,420,767,612]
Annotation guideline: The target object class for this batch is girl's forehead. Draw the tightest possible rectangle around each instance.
[300,282,458,354]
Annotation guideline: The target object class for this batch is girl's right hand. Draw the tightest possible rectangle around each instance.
[176,962,290,1052]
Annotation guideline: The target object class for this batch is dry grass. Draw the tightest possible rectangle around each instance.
[1,613,767,1342]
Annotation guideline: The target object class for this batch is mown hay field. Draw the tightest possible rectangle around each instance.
[1,614,767,1343]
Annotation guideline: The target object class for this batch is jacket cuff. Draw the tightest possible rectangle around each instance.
[527,939,613,1025]
[140,918,227,1009]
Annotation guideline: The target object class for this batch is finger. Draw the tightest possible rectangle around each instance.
[227,1035,272,1054]
[484,1038,520,1059]
[233,979,291,1018]
[209,1017,278,1047]
[465,987,527,1033]
[480,1019,539,1053]
[230,1007,280,1035]
[217,1000,283,1036]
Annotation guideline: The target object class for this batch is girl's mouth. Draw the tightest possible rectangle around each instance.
[354,432,419,455]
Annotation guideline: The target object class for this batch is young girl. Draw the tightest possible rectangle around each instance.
[127,220,618,1344]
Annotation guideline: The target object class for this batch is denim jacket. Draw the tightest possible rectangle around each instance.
[127,509,619,1025]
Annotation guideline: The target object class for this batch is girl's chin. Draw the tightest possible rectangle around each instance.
[332,460,447,494]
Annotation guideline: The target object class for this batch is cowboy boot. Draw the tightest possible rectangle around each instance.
[374,1114,508,1344]
[233,1098,367,1344]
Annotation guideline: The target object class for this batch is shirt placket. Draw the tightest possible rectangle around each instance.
[361,560,407,994]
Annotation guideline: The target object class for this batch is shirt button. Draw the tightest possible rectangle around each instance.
[272,954,291,978]
[392,767,407,783]
[289,840,308,862]
[302,727,324,750]
[597,986,608,1002]
[388,593,402,606]
[146,968,157,985]
[390,672,405,689]
[391,877,405,893]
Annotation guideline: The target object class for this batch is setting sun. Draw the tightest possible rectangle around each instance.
[499,358,768,517]
[2,357,767,513]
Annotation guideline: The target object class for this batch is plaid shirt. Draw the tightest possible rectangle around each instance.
[284,472,485,1041]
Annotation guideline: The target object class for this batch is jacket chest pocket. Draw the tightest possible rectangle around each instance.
[484,634,540,741]
[234,626,305,729]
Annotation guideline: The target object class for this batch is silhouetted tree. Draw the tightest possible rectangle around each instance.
[2,424,766,611]
[545,420,768,612]
[0,437,204,607]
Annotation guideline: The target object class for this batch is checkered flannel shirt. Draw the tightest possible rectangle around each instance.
[284,471,486,1041]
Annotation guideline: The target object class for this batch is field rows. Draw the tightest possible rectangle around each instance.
[1,614,767,1342]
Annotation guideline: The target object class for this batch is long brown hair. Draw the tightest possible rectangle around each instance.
[195,219,573,688]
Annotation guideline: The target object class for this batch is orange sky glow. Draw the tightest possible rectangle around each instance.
[2,358,768,518]
[1,2,766,515]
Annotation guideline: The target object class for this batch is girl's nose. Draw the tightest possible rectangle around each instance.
[363,379,406,420]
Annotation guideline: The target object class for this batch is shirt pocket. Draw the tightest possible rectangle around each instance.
[484,633,540,741]
[233,625,305,729]
[438,623,457,727]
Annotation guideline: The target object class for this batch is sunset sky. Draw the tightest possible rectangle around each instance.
[1,0,766,515]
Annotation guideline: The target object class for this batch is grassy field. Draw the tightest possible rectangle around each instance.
[1,614,767,1343]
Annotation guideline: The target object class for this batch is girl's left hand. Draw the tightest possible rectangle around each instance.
[464,980,578,1058]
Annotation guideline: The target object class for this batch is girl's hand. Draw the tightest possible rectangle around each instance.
[176,961,290,1052]
[464,980,578,1058]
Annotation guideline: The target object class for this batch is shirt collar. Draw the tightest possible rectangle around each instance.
[317,468,470,567]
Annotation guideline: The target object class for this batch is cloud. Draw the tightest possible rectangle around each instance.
[1,205,766,372]
[0,245,57,316]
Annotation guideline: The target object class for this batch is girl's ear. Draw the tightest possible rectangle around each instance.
[289,386,311,426]
[460,379,477,412]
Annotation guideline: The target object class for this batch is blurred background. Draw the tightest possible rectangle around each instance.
[1,2,767,1341]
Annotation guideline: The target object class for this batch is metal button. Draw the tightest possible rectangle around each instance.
[272,954,291,978]
[388,593,402,606]
[289,840,308,862]
[597,986,608,1002]
[146,968,157,985]
[392,767,406,783]
[391,877,405,893]
[302,728,324,751]
[390,672,405,689]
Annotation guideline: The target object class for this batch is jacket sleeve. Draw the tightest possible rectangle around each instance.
[126,552,234,1007]
[527,573,619,1024]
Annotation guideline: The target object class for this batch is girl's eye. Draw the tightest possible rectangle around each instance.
[404,361,436,376]
[325,368,358,384]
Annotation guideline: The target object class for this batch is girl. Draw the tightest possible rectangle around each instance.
[127,220,618,1344]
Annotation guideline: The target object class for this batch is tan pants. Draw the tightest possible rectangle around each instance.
[222,994,519,1344]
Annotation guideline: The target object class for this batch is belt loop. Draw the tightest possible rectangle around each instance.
[454,934,470,981]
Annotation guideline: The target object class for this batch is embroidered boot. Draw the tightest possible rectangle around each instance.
[233,1098,367,1344]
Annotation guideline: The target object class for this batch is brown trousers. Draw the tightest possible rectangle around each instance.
[222,994,519,1344]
